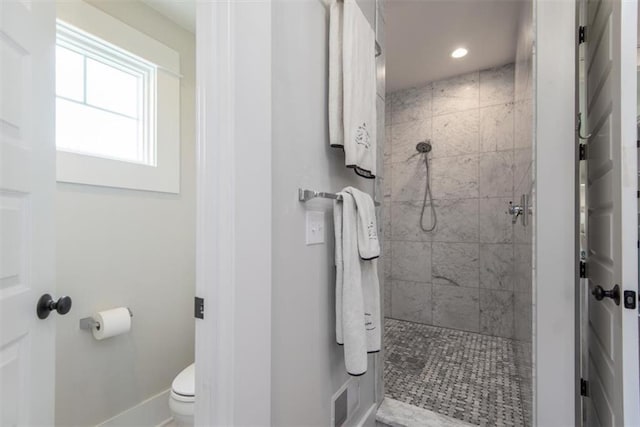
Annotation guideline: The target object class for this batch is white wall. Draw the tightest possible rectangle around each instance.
[54,2,196,425]
[534,0,576,424]
[270,0,381,424]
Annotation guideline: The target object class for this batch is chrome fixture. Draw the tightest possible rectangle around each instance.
[416,141,432,153]
[507,194,530,226]
[507,202,524,224]
[79,307,133,331]
[298,188,380,206]
[408,140,436,232]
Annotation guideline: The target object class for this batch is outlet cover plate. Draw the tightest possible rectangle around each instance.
[306,211,325,245]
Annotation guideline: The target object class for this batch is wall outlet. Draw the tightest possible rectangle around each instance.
[305,211,325,245]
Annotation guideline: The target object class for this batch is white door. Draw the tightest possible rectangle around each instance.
[0,0,57,425]
[584,0,640,425]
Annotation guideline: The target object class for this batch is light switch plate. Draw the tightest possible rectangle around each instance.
[306,211,325,245]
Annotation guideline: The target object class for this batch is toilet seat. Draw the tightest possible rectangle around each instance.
[170,390,195,403]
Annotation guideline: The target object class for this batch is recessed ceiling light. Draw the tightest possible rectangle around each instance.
[451,48,468,59]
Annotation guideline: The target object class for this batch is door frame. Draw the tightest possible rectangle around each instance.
[194,1,273,425]
[535,0,577,424]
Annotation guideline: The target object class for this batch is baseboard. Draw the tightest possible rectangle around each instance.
[96,389,172,427]
[355,403,378,427]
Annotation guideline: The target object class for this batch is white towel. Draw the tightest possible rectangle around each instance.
[329,0,377,179]
[334,187,381,376]
[329,0,344,148]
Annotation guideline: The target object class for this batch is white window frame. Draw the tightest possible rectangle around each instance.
[56,1,180,194]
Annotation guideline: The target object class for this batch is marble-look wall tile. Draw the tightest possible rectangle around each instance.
[391,201,431,242]
[376,95,386,178]
[383,202,391,239]
[432,242,480,288]
[385,62,521,334]
[431,110,479,157]
[513,148,532,196]
[391,118,431,164]
[479,290,514,338]
[383,240,392,279]
[431,155,479,200]
[513,243,532,294]
[383,163,392,198]
[513,218,532,246]
[514,99,533,149]
[479,63,515,107]
[514,291,532,341]
[432,71,479,116]
[479,197,513,243]
[391,240,431,282]
[390,280,432,324]
[384,126,392,165]
[479,103,514,152]
[479,151,513,198]
[391,160,425,202]
[384,277,392,318]
[432,198,479,243]
[479,243,514,290]
[390,84,432,125]
[432,285,480,332]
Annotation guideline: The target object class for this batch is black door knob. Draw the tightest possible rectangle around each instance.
[37,294,72,319]
[591,284,620,306]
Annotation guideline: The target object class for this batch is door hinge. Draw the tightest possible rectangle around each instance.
[580,261,587,278]
[194,297,204,319]
[580,378,589,397]
[579,144,587,160]
[579,26,587,44]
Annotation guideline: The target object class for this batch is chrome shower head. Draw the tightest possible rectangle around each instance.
[416,141,432,153]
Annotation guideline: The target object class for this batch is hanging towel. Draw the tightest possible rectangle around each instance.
[334,187,381,376]
[329,0,377,179]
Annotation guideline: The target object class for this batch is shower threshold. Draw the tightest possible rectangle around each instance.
[376,397,474,427]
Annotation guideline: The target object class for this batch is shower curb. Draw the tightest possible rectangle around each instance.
[375,398,477,427]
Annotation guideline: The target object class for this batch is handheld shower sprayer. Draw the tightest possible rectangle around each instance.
[414,140,436,232]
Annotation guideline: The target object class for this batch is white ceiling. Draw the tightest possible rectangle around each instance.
[385,0,523,93]
[141,0,195,33]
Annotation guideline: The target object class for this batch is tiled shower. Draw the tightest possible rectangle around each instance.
[382,63,528,339]
[380,61,533,425]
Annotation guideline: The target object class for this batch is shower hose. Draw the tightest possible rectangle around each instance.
[419,151,437,232]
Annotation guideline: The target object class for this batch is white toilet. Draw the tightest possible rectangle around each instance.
[169,363,195,426]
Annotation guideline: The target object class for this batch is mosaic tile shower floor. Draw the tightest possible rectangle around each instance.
[384,318,532,427]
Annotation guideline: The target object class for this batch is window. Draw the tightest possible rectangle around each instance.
[55,1,180,193]
[56,22,156,165]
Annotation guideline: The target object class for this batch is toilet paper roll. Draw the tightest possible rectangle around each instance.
[92,307,131,340]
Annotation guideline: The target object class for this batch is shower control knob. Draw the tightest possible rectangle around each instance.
[36,294,73,319]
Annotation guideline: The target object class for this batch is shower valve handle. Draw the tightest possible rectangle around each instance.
[507,201,523,224]
[507,196,530,226]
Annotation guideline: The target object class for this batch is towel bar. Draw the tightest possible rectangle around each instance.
[298,188,380,206]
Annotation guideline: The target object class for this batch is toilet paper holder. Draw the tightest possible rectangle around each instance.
[79,307,133,331]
